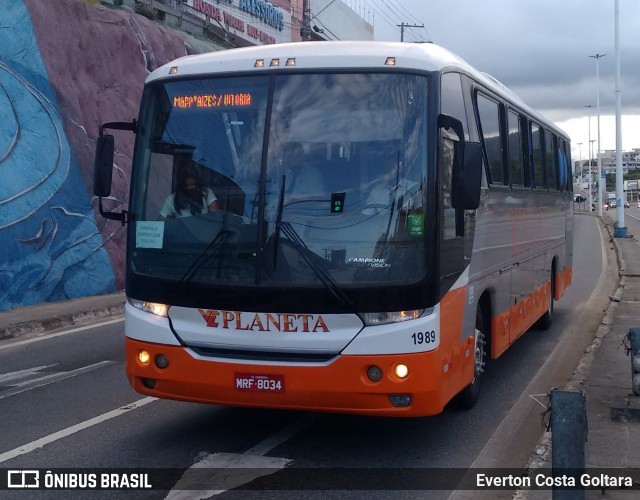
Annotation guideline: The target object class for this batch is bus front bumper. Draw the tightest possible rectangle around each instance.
[125,337,455,417]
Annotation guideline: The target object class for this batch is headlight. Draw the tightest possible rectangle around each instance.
[128,298,169,317]
[360,308,430,326]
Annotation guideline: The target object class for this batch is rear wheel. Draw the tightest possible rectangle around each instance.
[455,307,486,409]
[535,271,555,330]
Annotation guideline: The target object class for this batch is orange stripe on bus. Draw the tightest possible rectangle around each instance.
[555,266,572,300]
[438,285,476,402]
[490,265,572,359]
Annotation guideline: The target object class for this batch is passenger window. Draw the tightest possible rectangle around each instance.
[441,73,470,141]
[557,138,570,191]
[508,110,525,187]
[476,94,505,185]
[545,130,558,190]
[531,124,545,189]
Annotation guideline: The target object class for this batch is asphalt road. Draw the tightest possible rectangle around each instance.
[0,213,617,499]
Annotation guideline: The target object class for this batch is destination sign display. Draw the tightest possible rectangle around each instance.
[173,93,252,109]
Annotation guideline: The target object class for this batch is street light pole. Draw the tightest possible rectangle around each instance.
[614,0,627,236]
[590,139,596,202]
[585,104,594,210]
[590,53,606,217]
[577,142,583,184]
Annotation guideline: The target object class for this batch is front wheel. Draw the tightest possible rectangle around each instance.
[454,308,486,410]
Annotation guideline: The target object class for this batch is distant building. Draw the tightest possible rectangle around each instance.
[121,0,373,49]
[599,148,640,174]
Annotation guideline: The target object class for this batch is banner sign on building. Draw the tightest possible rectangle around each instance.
[188,0,291,45]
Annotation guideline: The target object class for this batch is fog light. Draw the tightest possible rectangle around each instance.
[394,364,409,379]
[142,378,156,389]
[367,365,383,382]
[155,354,169,369]
[389,394,412,407]
[138,350,150,365]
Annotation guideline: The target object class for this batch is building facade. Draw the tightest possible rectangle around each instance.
[124,0,373,48]
[598,148,640,174]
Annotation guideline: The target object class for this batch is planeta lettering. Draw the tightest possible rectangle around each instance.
[198,310,330,333]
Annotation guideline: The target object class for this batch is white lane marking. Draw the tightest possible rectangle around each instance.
[244,412,321,456]
[166,413,321,499]
[166,454,292,500]
[0,361,115,400]
[0,365,57,383]
[0,396,156,464]
[625,211,640,222]
[0,317,124,350]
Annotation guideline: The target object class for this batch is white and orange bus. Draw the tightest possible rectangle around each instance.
[94,41,572,417]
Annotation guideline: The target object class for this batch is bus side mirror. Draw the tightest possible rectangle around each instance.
[94,134,114,197]
[92,120,136,224]
[452,141,482,210]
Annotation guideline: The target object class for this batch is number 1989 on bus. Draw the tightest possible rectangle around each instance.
[412,331,436,345]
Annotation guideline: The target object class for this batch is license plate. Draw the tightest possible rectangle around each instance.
[235,373,284,393]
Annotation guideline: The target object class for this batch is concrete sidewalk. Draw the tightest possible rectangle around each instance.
[0,290,125,340]
[520,212,640,499]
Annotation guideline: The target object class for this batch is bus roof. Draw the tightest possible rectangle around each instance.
[149,41,472,81]
[148,41,567,140]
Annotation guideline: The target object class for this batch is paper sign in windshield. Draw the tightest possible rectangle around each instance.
[136,221,164,249]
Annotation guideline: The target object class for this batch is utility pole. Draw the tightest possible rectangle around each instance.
[397,22,424,42]
[301,0,311,41]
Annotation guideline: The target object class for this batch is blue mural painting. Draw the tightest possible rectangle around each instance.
[0,0,115,311]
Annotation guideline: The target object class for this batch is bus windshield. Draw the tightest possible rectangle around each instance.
[129,72,429,289]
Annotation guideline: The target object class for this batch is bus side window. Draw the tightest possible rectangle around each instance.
[531,123,545,189]
[557,138,570,191]
[508,110,527,187]
[441,73,469,141]
[476,93,506,186]
[545,130,558,190]
[440,73,468,238]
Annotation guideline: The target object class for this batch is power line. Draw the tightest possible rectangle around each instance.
[385,0,430,39]
[363,0,428,41]
[397,22,424,42]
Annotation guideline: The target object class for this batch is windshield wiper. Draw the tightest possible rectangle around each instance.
[272,174,286,271]
[270,174,352,307]
[176,227,235,293]
[278,221,354,308]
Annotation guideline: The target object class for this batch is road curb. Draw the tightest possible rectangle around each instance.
[0,292,126,340]
[516,214,622,498]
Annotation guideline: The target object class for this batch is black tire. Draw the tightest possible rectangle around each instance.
[455,307,486,410]
[535,271,555,330]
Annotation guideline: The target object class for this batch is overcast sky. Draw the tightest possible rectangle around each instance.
[367,0,640,160]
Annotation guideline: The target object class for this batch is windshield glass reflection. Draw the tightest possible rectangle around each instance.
[130,73,429,288]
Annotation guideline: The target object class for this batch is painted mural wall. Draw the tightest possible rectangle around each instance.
[0,0,215,311]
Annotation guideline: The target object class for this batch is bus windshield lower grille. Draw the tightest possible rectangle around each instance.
[189,346,338,363]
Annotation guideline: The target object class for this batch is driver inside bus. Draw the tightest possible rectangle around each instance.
[160,172,220,219]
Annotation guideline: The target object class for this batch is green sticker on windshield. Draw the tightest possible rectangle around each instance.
[407,214,424,237]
